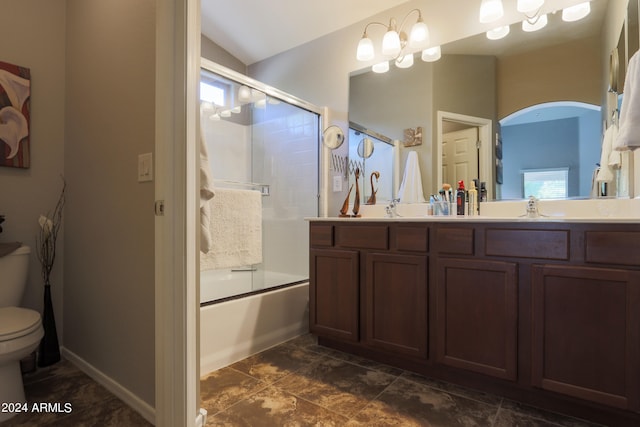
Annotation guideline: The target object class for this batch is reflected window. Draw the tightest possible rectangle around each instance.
[200,81,225,106]
[522,168,568,199]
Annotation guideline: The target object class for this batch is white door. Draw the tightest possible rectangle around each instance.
[442,127,479,189]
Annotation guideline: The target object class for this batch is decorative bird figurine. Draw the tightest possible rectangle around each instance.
[353,168,361,217]
[366,171,380,205]
[339,184,353,217]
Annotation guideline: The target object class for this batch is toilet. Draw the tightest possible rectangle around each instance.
[0,245,44,422]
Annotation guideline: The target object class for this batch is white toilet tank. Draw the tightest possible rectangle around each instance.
[0,245,30,308]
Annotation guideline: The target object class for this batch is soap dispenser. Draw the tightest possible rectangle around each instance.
[456,180,466,216]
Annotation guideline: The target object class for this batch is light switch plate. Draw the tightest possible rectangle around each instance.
[333,175,342,192]
[138,153,153,182]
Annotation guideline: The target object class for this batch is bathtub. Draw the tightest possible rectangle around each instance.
[199,281,309,376]
[200,268,308,303]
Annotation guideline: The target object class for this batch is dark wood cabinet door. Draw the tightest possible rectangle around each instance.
[309,248,359,341]
[436,258,518,380]
[531,265,640,411]
[364,253,428,358]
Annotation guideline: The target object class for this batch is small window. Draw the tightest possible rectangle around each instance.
[200,81,225,106]
[522,168,568,199]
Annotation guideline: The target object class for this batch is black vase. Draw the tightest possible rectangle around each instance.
[38,283,60,367]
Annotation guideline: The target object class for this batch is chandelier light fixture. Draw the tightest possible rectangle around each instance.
[479,0,504,23]
[356,8,441,72]
[486,25,510,40]
[517,0,544,14]
[562,1,591,22]
[522,13,547,32]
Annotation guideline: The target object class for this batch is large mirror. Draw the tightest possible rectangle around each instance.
[348,0,629,201]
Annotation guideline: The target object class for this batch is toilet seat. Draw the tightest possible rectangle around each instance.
[0,307,41,342]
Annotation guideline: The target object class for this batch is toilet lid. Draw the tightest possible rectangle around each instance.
[0,307,42,341]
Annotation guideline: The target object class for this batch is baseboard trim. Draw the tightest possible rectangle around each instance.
[61,347,155,424]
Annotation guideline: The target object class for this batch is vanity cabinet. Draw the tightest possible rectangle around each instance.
[531,264,640,411]
[364,252,428,358]
[435,257,517,380]
[309,247,359,341]
[309,219,640,426]
[309,222,430,360]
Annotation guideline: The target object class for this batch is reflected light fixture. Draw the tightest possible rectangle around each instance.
[523,13,547,32]
[517,0,544,14]
[421,46,441,62]
[479,0,504,24]
[396,54,414,68]
[562,2,590,22]
[372,61,390,73]
[237,85,251,102]
[486,25,510,40]
[356,8,437,72]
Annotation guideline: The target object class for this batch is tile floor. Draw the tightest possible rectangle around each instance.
[201,334,605,427]
[2,360,151,426]
[4,334,605,426]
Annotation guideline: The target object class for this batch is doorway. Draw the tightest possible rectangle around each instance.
[437,111,493,200]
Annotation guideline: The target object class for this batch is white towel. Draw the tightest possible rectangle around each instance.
[200,188,262,270]
[199,125,215,253]
[397,151,426,203]
[596,124,618,182]
[615,51,640,151]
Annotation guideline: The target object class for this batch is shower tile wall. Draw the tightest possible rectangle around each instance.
[253,103,318,279]
[200,97,318,295]
[203,119,251,184]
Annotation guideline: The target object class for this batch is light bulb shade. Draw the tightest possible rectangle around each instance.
[562,2,590,22]
[486,25,510,40]
[517,0,544,13]
[356,36,375,61]
[479,0,504,24]
[408,21,429,49]
[372,61,389,73]
[421,46,441,62]
[382,30,401,57]
[396,54,414,68]
[238,85,251,102]
[522,14,547,32]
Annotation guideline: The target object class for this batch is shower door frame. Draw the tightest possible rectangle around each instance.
[199,58,328,219]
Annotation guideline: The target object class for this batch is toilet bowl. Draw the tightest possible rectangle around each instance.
[0,245,44,422]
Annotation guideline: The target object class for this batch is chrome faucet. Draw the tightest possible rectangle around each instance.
[385,198,401,218]
[525,195,541,218]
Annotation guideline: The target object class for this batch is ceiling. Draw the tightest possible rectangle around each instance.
[201,0,411,65]
[200,0,601,66]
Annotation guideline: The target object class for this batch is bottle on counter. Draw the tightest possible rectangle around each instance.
[456,180,466,216]
[468,180,478,216]
[480,182,488,202]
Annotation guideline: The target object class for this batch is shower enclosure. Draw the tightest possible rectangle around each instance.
[199,59,321,304]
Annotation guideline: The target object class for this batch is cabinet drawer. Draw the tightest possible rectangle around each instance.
[310,224,333,247]
[485,228,568,260]
[335,224,388,250]
[434,227,474,255]
[586,231,640,266]
[394,225,429,252]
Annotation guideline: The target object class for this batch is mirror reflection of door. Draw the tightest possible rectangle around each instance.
[442,124,479,190]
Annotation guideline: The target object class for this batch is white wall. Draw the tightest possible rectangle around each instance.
[64,0,156,406]
[0,0,66,344]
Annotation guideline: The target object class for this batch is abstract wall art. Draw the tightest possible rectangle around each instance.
[0,60,31,168]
